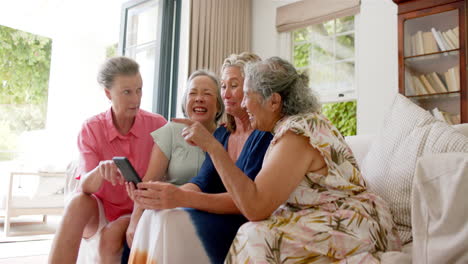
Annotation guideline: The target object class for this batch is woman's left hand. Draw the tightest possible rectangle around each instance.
[132,181,186,210]
[172,118,217,152]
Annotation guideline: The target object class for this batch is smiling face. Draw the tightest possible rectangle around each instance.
[241,79,282,132]
[185,75,219,128]
[105,73,142,120]
[221,66,246,117]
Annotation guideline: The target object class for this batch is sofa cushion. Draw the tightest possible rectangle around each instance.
[412,153,468,263]
[360,94,468,244]
[345,134,374,167]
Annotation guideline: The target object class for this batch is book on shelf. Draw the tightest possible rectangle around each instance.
[407,69,457,95]
[418,74,437,94]
[453,26,459,38]
[447,66,460,92]
[416,30,425,55]
[405,68,417,95]
[427,72,448,93]
[452,114,461,125]
[411,75,427,95]
[410,34,417,56]
[410,30,441,55]
[442,31,455,49]
[431,108,460,125]
[422,31,438,53]
[436,72,448,89]
[443,71,454,92]
[444,29,459,49]
[431,107,446,122]
[431,28,447,51]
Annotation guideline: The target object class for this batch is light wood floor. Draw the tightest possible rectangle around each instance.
[0,215,60,263]
[0,255,48,264]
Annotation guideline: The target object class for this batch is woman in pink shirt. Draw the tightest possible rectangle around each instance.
[49,56,167,263]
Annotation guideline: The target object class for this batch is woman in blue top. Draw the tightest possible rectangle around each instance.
[126,52,273,264]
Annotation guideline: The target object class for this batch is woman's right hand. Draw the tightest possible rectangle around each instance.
[172,118,218,152]
[97,160,124,186]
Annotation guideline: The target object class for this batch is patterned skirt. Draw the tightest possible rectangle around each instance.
[225,192,401,264]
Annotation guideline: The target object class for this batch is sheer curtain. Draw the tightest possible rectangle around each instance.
[189,0,251,75]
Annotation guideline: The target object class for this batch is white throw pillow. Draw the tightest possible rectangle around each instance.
[360,94,468,244]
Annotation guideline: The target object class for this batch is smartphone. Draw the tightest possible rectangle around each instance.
[112,157,142,184]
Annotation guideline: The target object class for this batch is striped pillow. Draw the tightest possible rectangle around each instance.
[360,94,468,244]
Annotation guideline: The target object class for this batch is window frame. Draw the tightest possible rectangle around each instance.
[291,14,359,103]
[119,0,181,119]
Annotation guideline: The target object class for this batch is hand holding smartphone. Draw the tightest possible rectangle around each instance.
[112,157,142,185]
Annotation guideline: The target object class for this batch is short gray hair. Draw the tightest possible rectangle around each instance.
[97,56,139,89]
[181,70,224,123]
[245,57,320,116]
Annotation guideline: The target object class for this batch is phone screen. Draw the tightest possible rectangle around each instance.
[112,157,142,184]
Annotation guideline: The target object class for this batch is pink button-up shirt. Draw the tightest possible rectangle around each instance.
[77,108,167,221]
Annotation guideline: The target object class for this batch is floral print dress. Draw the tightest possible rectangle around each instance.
[225,113,401,264]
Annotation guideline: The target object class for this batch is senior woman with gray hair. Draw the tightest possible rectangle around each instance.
[174,57,401,263]
[126,52,273,264]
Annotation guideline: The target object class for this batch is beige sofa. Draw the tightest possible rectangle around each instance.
[345,95,468,263]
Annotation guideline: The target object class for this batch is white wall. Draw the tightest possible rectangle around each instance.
[251,0,399,135]
[252,0,294,60]
[356,0,398,134]
[251,0,278,59]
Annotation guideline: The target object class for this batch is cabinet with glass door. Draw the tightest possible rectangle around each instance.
[394,0,467,124]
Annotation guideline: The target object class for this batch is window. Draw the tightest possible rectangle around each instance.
[120,0,181,118]
[292,15,356,103]
[0,25,52,161]
[291,16,357,136]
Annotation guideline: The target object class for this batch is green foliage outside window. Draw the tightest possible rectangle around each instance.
[292,17,357,137]
[106,43,118,59]
[0,25,52,160]
[322,101,357,137]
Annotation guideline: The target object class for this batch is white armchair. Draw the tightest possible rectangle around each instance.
[1,171,65,236]
[0,129,76,236]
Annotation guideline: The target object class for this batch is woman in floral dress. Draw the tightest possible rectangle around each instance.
[174,57,401,263]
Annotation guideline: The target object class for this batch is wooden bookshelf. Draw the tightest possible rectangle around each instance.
[394,0,467,124]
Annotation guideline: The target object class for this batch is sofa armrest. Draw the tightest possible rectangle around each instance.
[345,134,374,167]
[412,153,468,264]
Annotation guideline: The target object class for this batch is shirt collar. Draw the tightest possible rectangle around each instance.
[106,108,144,142]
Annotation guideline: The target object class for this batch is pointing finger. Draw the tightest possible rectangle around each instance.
[172,118,194,126]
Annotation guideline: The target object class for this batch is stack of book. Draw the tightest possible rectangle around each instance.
[405,66,460,95]
[409,26,459,56]
[431,107,461,125]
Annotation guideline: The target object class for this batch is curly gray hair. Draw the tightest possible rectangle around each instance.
[181,70,224,123]
[244,57,320,116]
